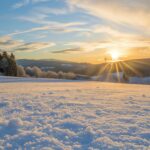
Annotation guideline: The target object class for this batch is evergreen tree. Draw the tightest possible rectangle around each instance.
[0,52,17,76]
[10,53,15,59]
[0,53,2,60]
[2,51,8,58]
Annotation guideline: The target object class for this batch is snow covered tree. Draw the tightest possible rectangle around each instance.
[17,65,26,77]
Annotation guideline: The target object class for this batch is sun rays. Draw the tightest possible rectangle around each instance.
[96,58,148,82]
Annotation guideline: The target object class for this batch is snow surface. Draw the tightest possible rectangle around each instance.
[92,72,150,85]
[0,76,74,83]
[129,77,150,84]
[0,76,150,149]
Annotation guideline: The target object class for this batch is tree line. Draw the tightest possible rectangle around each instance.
[17,65,77,80]
[0,51,77,80]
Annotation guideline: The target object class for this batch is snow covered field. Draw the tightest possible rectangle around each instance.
[0,77,150,149]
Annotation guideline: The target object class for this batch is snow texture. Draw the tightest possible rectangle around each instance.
[0,76,150,149]
[129,77,150,84]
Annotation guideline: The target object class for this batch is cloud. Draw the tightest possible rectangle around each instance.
[127,47,150,59]
[12,0,29,9]
[7,23,88,38]
[0,36,55,52]
[91,25,130,37]
[14,42,55,52]
[80,24,140,39]
[52,47,82,53]
[129,47,150,53]
[65,41,111,52]
[34,7,68,15]
[0,36,24,50]
[18,12,86,26]
[9,14,87,36]
[8,26,51,36]
[64,36,150,54]
[12,0,50,9]
[67,0,150,29]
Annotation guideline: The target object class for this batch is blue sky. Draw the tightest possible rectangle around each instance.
[0,0,150,63]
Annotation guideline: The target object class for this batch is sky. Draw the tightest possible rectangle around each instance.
[0,0,150,64]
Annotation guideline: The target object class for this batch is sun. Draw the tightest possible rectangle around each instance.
[109,51,120,61]
[111,52,119,60]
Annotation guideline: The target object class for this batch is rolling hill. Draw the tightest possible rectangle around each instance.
[17,58,150,77]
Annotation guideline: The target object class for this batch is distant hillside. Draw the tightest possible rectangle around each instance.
[17,59,94,75]
[94,58,150,77]
[17,58,150,77]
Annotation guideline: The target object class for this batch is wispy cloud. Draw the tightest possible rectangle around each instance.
[12,0,50,9]
[17,12,86,26]
[14,42,55,52]
[7,23,88,38]
[0,36,55,52]
[64,37,150,54]
[13,6,87,35]
[52,47,82,53]
[34,7,68,15]
[0,36,24,50]
[67,0,150,29]
[65,41,110,53]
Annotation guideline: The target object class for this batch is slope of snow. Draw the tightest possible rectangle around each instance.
[0,76,150,149]
[92,73,150,85]
[0,76,73,83]
[129,77,150,84]
[92,72,125,82]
